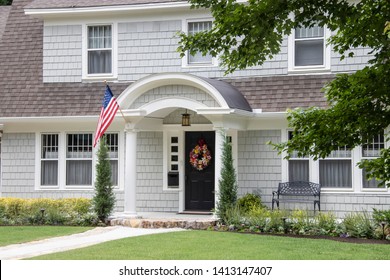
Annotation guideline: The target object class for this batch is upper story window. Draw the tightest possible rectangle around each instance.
[88,25,112,74]
[182,20,216,67]
[288,23,330,72]
[188,21,213,64]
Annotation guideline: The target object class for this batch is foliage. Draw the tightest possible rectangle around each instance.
[236,192,266,214]
[93,137,116,223]
[179,0,390,187]
[339,212,376,239]
[0,0,12,6]
[372,208,390,239]
[216,132,238,223]
[0,197,97,226]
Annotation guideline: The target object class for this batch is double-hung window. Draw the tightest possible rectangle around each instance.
[288,132,309,181]
[319,146,352,188]
[362,133,384,188]
[289,23,330,71]
[187,21,213,65]
[87,25,112,75]
[66,133,93,186]
[41,134,59,186]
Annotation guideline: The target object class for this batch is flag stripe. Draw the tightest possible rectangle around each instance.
[93,85,120,147]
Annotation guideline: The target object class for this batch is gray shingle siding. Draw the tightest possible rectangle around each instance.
[136,132,179,212]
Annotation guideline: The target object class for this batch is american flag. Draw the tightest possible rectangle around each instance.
[93,85,119,147]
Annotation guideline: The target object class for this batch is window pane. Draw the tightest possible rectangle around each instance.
[41,161,58,186]
[362,167,380,188]
[42,134,58,159]
[67,134,92,159]
[105,133,118,159]
[295,39,324,66]
[295,25,324,39]
[66,160,92,185]
[362,133,384,157]
[320,160,352,187]
[110,160,118,186]
[88,50,112,74]
[288,160,309,182]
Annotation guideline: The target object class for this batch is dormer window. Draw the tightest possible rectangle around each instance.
[87,25,112,74]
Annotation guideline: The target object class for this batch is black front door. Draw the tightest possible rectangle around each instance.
[185,131,215,211]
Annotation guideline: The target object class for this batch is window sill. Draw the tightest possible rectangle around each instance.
[288,67,331,75]
[182,63,218,69]
[82,75,118,83]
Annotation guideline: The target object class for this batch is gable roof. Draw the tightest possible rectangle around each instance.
[0,0,329,119]
[0,6,11,40]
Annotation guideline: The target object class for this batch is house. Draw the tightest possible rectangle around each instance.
[0,0,388,219]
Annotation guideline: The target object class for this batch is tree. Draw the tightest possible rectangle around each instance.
[216,132,238,223]
[178,0,390,187]
[93,137,116,223]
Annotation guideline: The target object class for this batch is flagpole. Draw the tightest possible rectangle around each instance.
[104,80,127,123]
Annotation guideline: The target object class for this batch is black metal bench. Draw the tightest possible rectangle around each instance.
[272,181,321,212]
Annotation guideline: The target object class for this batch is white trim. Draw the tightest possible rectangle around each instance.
[117,72,230,110]
[25,2,191,17]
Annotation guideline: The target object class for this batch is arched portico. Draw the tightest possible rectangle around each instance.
[117,73,251,217]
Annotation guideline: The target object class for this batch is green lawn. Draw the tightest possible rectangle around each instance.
[0,226,92,246]
[29,230,390,260]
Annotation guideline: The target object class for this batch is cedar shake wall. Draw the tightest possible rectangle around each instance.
[136,131,179,212]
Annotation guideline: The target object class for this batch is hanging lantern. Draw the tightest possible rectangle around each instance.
[181,110,190,126]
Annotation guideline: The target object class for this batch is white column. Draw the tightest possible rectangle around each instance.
[123,126,138,217]
[214,128,225,215]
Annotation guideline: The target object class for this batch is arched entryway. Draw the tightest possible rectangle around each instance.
[115,73,251,216]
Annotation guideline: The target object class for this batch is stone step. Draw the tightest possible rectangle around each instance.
[110,218,217,230]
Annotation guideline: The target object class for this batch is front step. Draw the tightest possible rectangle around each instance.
[110,217,217,230]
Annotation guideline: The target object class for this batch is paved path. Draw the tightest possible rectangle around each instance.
[0,226,185,260]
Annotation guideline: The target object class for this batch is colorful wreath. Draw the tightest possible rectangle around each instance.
[189,138,212,171]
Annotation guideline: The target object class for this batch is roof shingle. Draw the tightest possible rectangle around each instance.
[0,0,330,119]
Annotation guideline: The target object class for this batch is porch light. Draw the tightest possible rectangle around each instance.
[182,110,191,126]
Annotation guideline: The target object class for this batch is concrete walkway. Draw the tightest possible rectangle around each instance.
[0,226,185,260]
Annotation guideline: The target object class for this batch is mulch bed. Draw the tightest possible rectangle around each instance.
[241,231,390,244]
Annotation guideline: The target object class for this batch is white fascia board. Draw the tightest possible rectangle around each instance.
[25,2,191,18]
[196,108,233,115]
[253,111,287,119]
[0,115,99,123]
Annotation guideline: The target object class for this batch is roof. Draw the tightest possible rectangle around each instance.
[25,0,184,9]
[0,0,329,119]
[226,75,331,112]
[0,6,11,40]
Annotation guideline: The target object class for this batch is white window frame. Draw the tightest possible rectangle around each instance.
[288,24,331,73]
[82,23,118,81]
[281,129,390,194]
[35,131,124,190]
[181,18,218,68]
[163,130,184,191]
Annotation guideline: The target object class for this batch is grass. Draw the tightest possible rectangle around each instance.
[29,230,390,260]
[0,226,92,246]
